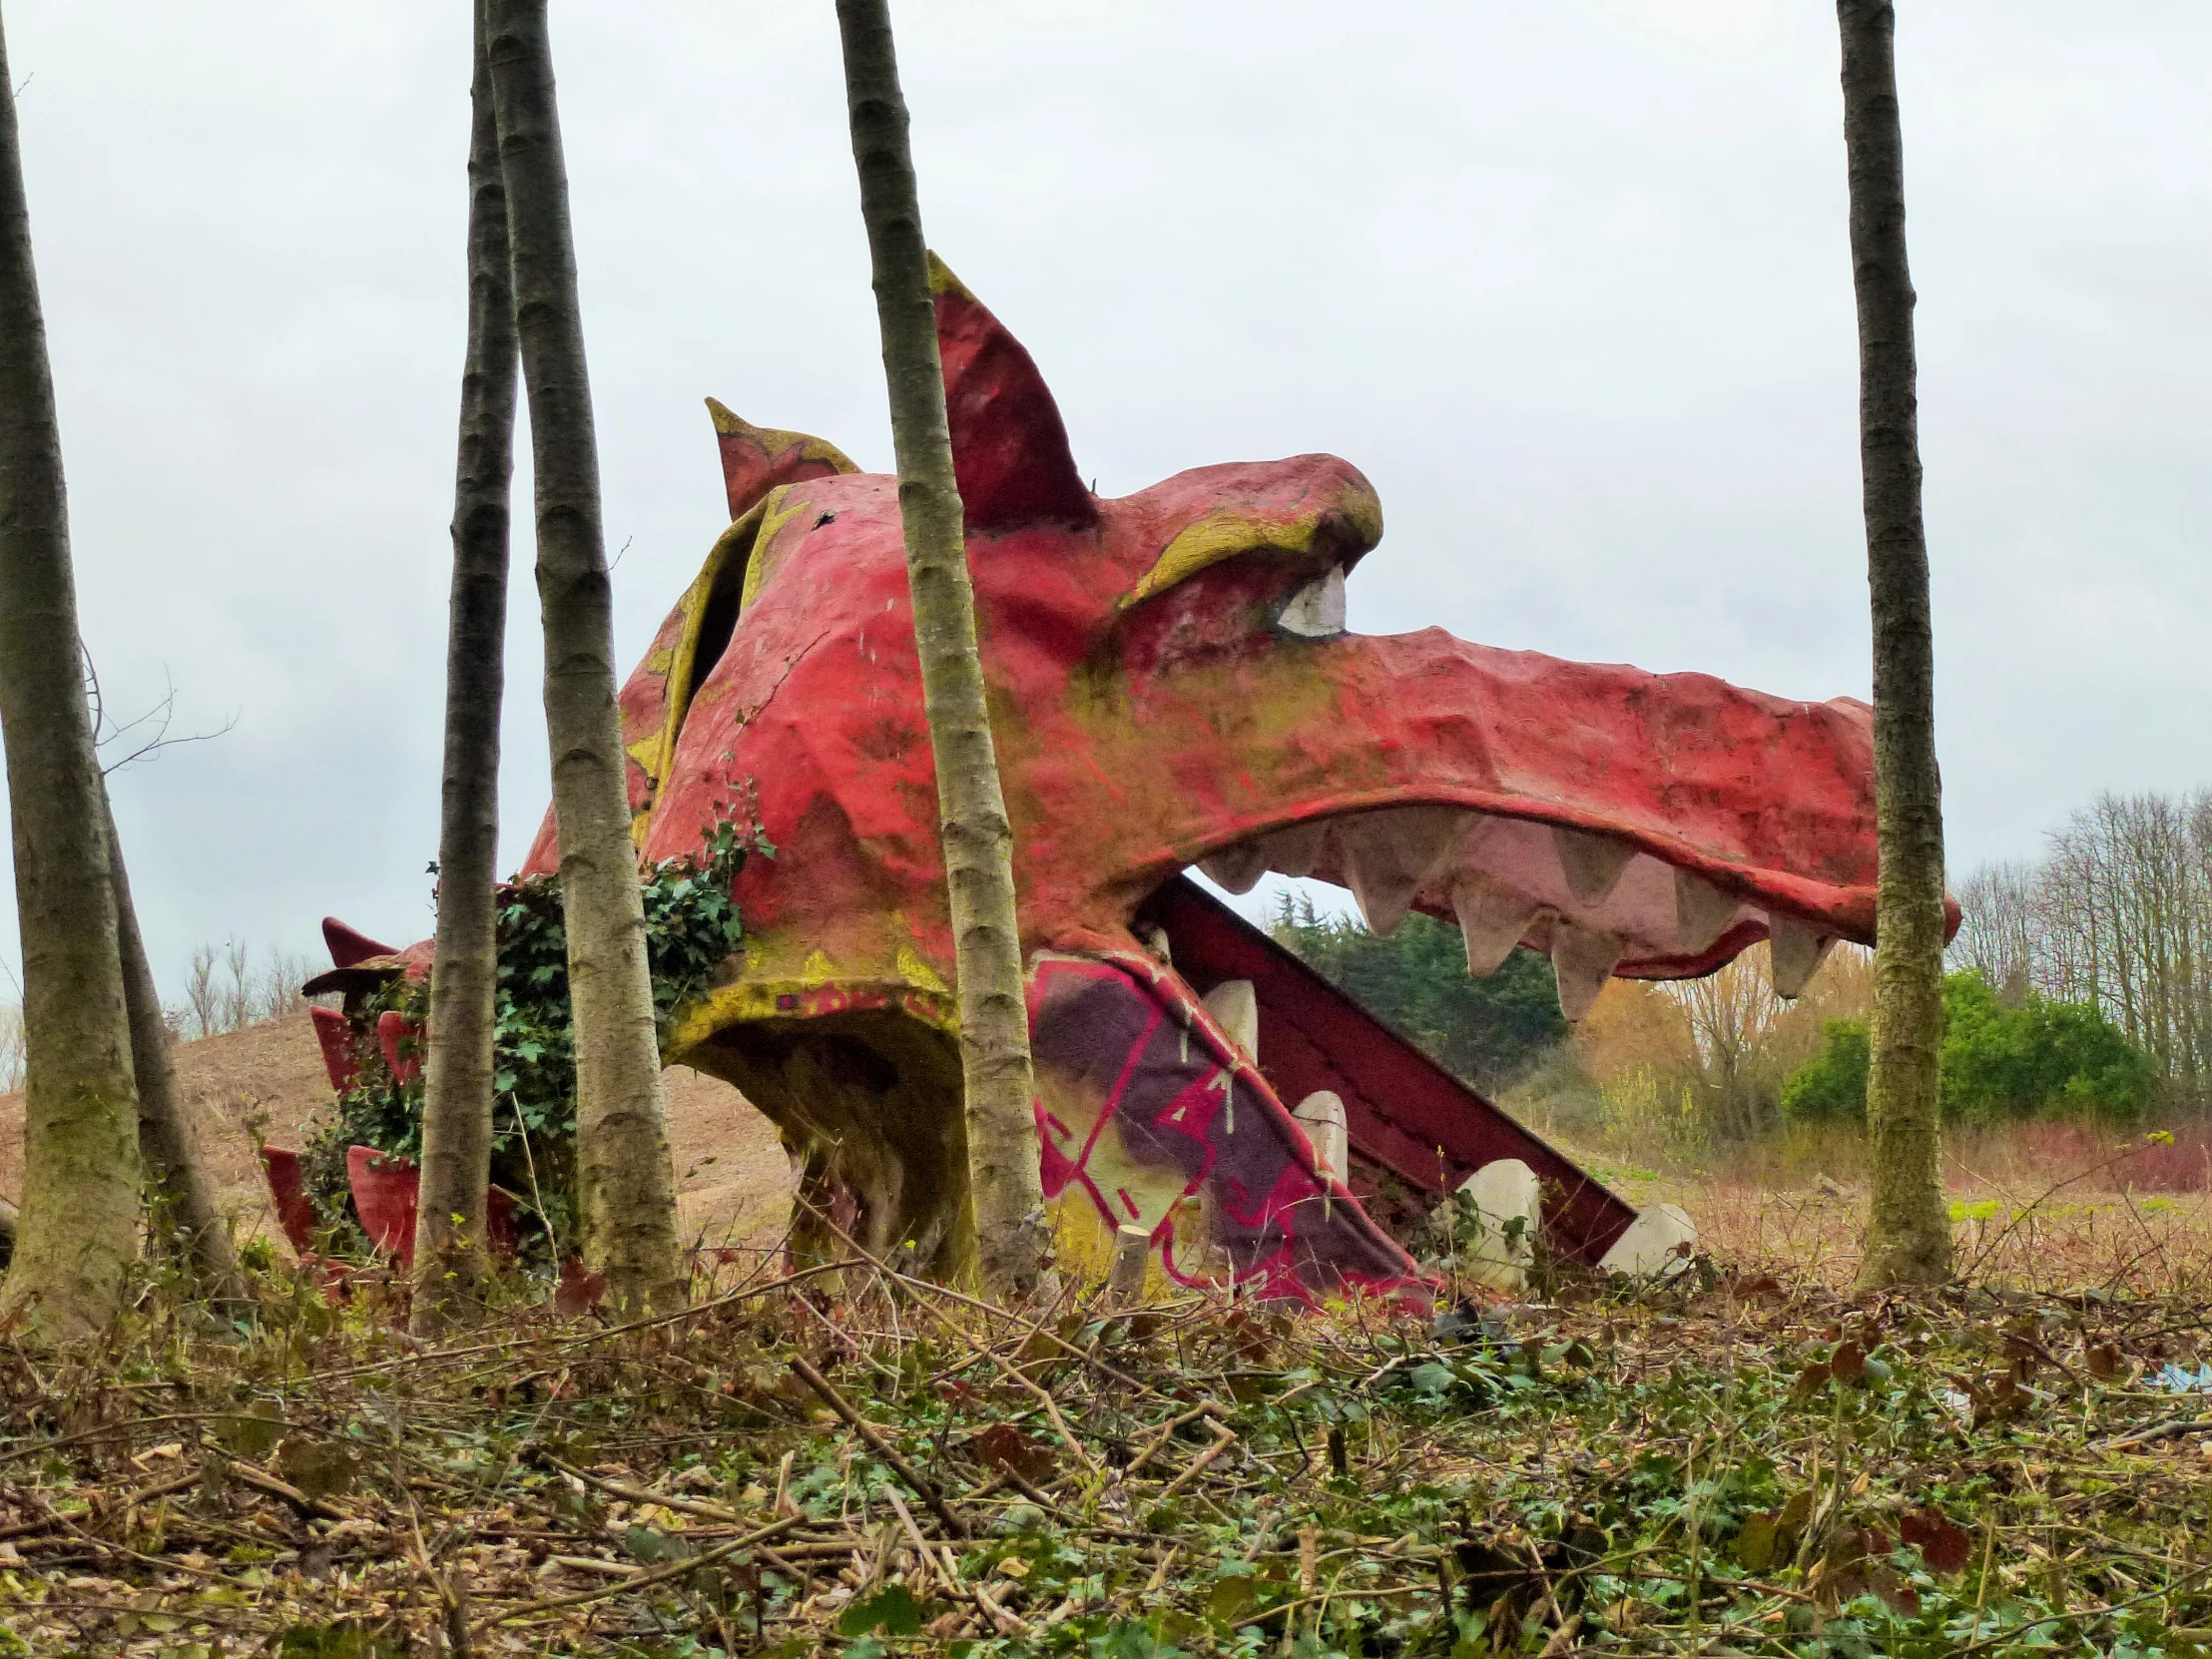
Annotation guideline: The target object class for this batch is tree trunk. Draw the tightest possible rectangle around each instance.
[413,0,520,1333]
[833,0,1053,1299]
[102,789,247,1310]
[1839,0,1952,1289]
[0,8,145,1340]
[486,0,683,1315]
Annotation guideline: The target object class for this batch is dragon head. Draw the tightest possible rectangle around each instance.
[475,257,1913,1297]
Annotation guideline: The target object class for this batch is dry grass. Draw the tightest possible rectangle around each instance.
[3,1208,2211,1657]
[1687,1177,2212,1298]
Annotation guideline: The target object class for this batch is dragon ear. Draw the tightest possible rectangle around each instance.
[706,399,858,522]
[929,253,1098,530]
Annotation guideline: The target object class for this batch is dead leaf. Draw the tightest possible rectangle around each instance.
[555,1260,606,1317]
[1901,1505,1972,1575]
[1868,1562,1922,1614]
[276,1440,359,1502]
[969,1422,1055,1485]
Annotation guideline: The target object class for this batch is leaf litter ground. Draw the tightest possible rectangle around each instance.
[2,1234,2210,1658]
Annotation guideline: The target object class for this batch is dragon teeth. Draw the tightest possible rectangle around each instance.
[1341,807,1463,936]
[1258,820,1329,878]
[1674,868,1740,954]
[1197,841,1270,895]
[1549,920,1623,1021]
[1201,978,1259,1058]
[1552,826,1636,905]
[1293,1089,1348,1180]
[1768,915,1835,999]
[1451,874,1542,977]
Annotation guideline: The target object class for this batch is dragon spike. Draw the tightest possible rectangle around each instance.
[321,916,396,968]
[705,399,857,523]
[927,252,1098,531]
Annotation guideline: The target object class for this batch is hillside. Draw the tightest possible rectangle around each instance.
[0,1009,794,1251]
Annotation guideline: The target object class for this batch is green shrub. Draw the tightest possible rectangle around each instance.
[1780,1017,1871,1121]
[1778,971,2154,1126]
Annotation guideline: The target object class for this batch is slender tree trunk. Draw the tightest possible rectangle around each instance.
[1840,0,1952,1289]
[413,0,520,1333]
[102,789,247,1310]
[834,0,1053,1298]
[0,8,145,1339]
[486,0,682,1315]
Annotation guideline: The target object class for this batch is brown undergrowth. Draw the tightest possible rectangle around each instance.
[1,1219,2210,1657]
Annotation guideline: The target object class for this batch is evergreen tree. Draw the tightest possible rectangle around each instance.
[1270,895,1565,1093]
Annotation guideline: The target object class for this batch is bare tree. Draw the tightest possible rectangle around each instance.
[221,939,252,1032]
[0,5,145,1337]
[415,0,520,1331]
[180,944,220,1038]
[251,950,310,1024]
[0,995,23,1092]
[102,790,247,1307]
[833,0,1054,1297]
[2030,792,2212,1102]
[1839,0,1952,1288]
[1950,859,2038,1002]
[487,0,683,1314]
[1669,948,1789,1144]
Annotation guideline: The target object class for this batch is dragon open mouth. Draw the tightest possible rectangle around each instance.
[1195,796,1840,1021]
[311,254,1940,1301]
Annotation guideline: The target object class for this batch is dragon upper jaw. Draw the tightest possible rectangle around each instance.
[1192,805,1840,1014]
[1006,608,1894,1024]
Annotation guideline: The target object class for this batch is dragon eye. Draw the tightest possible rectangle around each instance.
[1276,566,1346,638]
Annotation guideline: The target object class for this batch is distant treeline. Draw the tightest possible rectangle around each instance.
[0,940,312,1090]
[1953,789,2212,1110]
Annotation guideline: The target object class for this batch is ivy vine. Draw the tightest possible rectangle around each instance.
[302,815,761,1262]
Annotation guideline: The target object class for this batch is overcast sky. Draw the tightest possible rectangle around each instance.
[1,0,2206,1000]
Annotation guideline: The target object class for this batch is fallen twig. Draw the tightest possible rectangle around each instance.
[1156,1419,1239,1500]
[475,1513,807,1630]
[2097,1415,2212,1451]
[787,1355,966,1538]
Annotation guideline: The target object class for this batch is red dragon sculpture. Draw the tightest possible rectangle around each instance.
[308,257,1930,1300]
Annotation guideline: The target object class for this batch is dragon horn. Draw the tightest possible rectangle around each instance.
[704,399,857,523]
[927,252,1097,532]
